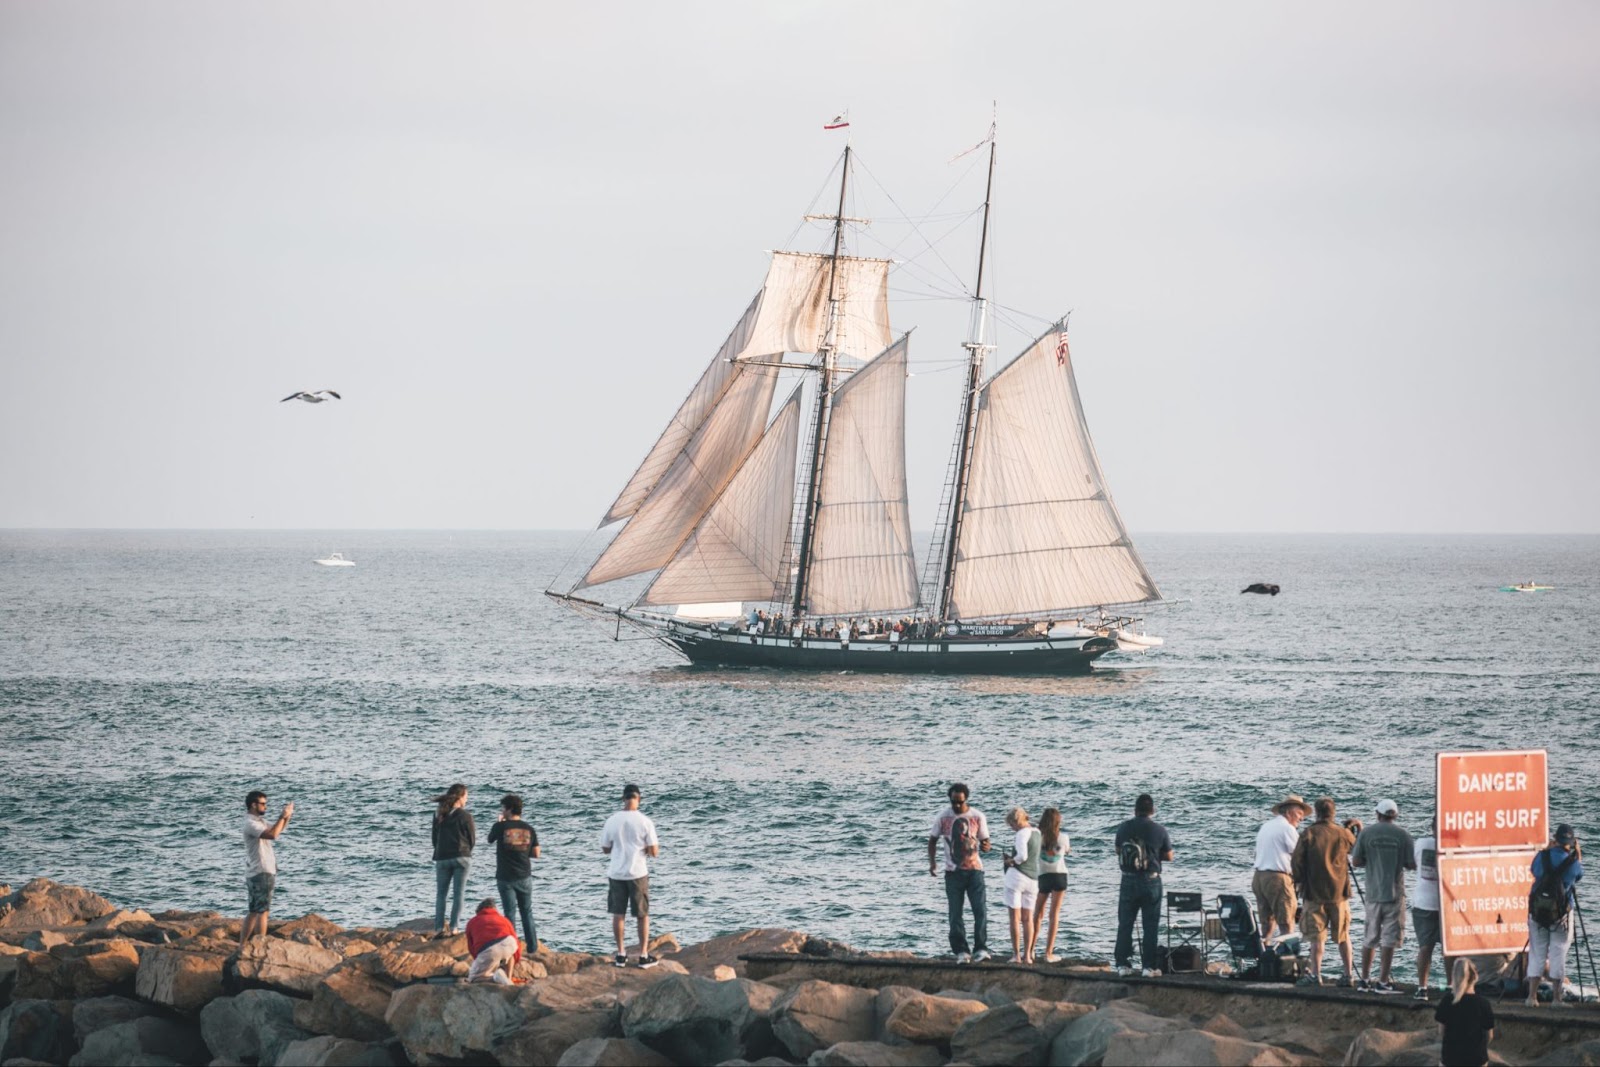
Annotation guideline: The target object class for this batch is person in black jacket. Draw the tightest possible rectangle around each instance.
[1435,958,1495,1067]
[432,783,475,935]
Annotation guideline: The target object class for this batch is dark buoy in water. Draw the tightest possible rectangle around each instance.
[1241,583,1280,596]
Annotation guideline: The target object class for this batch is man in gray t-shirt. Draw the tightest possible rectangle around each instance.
[1350,798,1415,991]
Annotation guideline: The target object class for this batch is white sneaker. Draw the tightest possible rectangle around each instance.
[1140,967,1163,978]
[972,950,992,963]
[955,952,972,965]
[1113,965,1133,976]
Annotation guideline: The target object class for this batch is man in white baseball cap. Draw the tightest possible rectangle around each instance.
[1351,798,1416,992]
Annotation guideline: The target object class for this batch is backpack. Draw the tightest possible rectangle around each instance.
[949,814,981,870]
[1528,848,1579,929]
[1118,837,1148,873]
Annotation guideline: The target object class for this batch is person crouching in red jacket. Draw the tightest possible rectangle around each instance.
[465,898,522,985]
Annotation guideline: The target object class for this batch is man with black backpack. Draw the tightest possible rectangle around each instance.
[1526,823,1584,1007]
[928,782,992,964]
[1112,793,1176,977]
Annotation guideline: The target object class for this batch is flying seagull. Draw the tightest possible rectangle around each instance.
[281,390,342,403]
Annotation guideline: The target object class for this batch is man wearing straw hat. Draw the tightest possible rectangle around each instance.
[1254,795,1312,943]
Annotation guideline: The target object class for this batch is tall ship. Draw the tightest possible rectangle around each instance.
[548,136,1163,673]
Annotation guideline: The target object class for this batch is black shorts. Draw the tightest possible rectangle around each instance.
[607,876,649,917]
[1037,872,1069,894]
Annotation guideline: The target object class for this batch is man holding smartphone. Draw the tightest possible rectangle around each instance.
[241,790,292,947]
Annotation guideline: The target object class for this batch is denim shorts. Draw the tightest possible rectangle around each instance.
[246,872,276,914]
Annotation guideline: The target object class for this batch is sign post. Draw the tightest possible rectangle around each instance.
[1435,749,1549,957]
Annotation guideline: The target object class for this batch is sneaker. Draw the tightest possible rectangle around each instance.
[1296,974,1323,987]
[1113,964,1132,976]
[1355,978,1372,992]
[955,952,972,965]
[1373,981,1397,994]
[972,950,991,963]
[1412,987,1430,1001]
[1336,975,1356,988]
[637,954,659,970]
[1140,968,1163,978]
[613,954,627,968]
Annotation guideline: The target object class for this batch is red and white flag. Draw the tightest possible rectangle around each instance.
[1055,334,1070,367]
[823,112,850,130]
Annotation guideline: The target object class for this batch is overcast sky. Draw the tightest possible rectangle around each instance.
[2,2,1595,533]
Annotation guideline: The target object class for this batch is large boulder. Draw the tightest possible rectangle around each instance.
[1529,1040,1600,1067]
[68,1015,209,1067]
[0,999,75,1065]
[275,914,346,944]
[200,988,310,1066]
[557,1036,676,1066]
[808,1041,946,1067]
[951,999,1093,1067]
[227,937,344,996]
[493,1010,619,1065]
[71,995,155,1046]
[305,966,398,1043]
[519,960,690,1016]
[85,909,155,934]
[621,973,780,1063]
[770,980,876,1061]
[384,982,527,1065]
[0,880,117,929]
[354,946,466,985]
[1342,1027,1444,1067]
[1049,1000,1185,1067]
[665,928,811,977]
[134,941,230,1014]
[530,943,607,976]
[883,990,986,1048]
[14,938,141,1000]
[275,1034,405,1066]
[1105,1028,1307,1066]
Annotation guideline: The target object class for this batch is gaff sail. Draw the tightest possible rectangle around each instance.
[947,328,1160,619]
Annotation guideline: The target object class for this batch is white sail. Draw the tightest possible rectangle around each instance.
[578,362,780,588]
[640,389,803,607]
[948,329,1160,619]
[601,292,762,525]
[803,337,920,616]
[755,252,892,363]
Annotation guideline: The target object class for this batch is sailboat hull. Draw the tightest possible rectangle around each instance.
[662,623,1117,674]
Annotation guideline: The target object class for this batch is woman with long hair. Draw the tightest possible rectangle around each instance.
[1000,806,1042,963]
[432,783,475,935]
[1433,958,1496,1067]
[1032,807,1071,963]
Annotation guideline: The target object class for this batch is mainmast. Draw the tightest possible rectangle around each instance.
[936,138,997,622]
[790,146,852,619]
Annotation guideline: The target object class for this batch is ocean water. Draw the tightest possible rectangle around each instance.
[2,530,1597,980]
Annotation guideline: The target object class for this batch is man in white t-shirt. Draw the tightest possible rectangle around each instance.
[599,783,660,968]
[1253,795,1311,943]
[1411,818,1442,1000]
[241,790,293,947]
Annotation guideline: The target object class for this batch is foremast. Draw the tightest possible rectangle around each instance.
[789,146,853,620]
[935,137,997,623]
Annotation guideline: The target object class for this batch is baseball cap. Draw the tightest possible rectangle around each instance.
[1376,799,1399,816]
[1555,823,1576,845]
[622,783,642,799]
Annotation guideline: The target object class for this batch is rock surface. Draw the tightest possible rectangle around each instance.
[68,1014,210,1067]
[276,1033,405,1066]
[0,880,117,930]
[950,998,1094,1066]
[134,940,230,1014]
[200,988,309,1066]
[883,990,986,1047]
[1105,1027,1307,1066]
[557,1035,676,1066]
[770,979,877,1060]
[227,936,344,995]
[14,938,141,1000]
[621,973,780,1064]
[808,1040,947,1066]
[0,999,76,1065]
[1049,999,1185,1067]
[384,982,527,1065]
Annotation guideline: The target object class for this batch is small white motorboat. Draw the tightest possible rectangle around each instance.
[314,553,355,567]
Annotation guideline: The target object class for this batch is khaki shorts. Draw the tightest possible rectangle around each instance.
[1365,898,1406,949]
[607,877,649,918]
[1300,898,1350,945]
[1252,870,1296,931]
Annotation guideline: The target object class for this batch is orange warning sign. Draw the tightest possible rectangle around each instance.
[1436,750,1548,851]
[1439,850,1537,956]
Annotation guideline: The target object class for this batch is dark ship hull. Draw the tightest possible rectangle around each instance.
[660,619,1118,674]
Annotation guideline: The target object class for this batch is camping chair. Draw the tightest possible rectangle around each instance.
[1215,893,1265,971]
[1164,891,1218,971]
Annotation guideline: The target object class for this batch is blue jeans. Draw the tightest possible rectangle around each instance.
[434,857,470,931]
[498,877,537,947]
[944,869,988,955]
[1115,873,1163,968]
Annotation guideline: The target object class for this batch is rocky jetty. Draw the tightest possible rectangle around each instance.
[2,878,1598,1066]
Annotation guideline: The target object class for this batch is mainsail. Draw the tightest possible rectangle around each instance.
[577,251,892,591]
[639,390,803,607]
[801,337,919,616]
[947,328,1160,619]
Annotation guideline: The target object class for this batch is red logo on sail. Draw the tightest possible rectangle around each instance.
[1055,335,1069,366]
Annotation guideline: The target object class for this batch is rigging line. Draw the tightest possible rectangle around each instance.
[784,156,847,251]
[855,203,984,271]
[853,155,982,301]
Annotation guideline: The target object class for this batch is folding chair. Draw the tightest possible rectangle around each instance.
[1215,893,1265,972]
[1164,891,1217,971]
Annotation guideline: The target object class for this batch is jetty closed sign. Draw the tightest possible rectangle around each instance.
[1436,749,1548,851]
[1438,851,1538,955]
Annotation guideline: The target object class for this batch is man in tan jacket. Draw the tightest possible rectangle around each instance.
[1291,796,1358,987]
